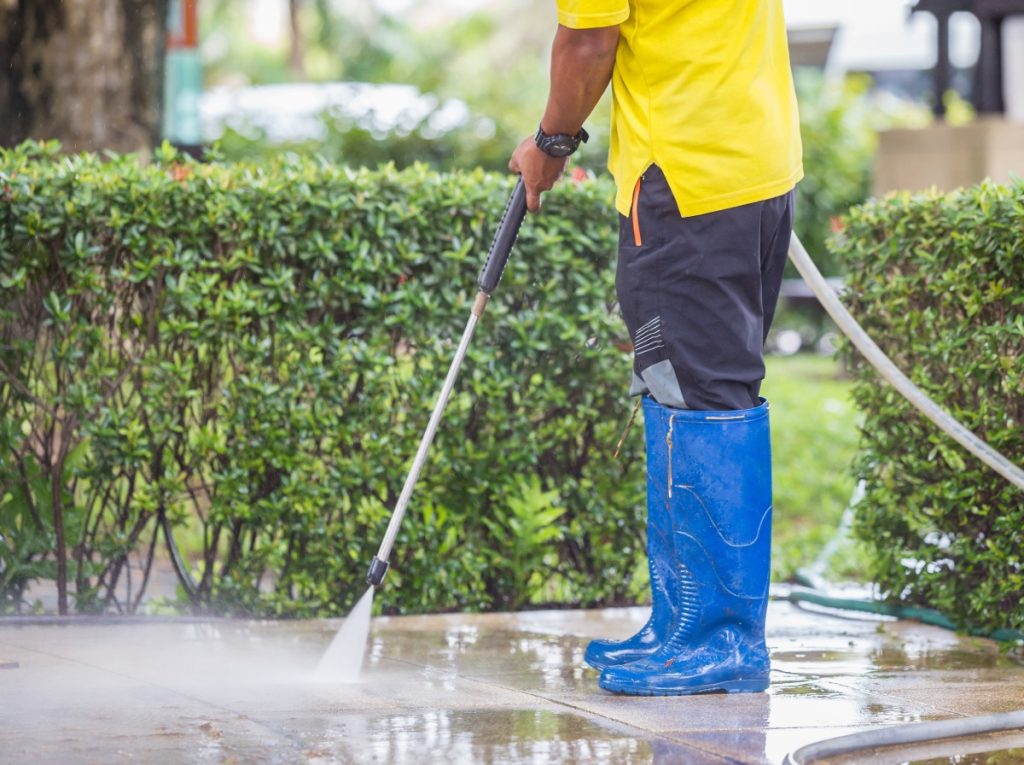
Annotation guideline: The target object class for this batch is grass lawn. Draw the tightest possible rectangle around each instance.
[761,354,861,582]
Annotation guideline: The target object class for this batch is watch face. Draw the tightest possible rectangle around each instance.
[545,138,574,157]
[535,128,580,158]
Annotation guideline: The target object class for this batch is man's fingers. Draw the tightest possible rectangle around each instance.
[508,134,558,212]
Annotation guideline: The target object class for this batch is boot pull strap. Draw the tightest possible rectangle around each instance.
[667,413,677,498]
[613,398,643,459]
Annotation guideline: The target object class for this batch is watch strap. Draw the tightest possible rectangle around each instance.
[534,124,589,157]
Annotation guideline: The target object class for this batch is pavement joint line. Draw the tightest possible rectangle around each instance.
[368,655,747,761]
[372,646,840,761]
[375,647,922,760]
[376,652,741,762]
[769,669,814,678]
[819,675,992,718]
[456,669,743,763]
[847,689,1001,720]
[654,729,756,765]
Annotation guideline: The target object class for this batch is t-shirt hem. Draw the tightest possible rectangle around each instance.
[557,8,630,29]
[613,158,653,216]
[674,166,804,218]
[612,165,804,217]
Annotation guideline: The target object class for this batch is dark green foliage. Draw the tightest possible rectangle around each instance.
[0,141,643,617]
[832,180,1024,633]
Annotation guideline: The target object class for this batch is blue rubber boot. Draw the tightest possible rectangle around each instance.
[584,400,676,670]
[599,398,773,696]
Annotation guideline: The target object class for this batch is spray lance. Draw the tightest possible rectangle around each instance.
[366,178,528,588]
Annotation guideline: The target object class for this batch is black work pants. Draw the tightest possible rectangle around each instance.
[616,165,794,411]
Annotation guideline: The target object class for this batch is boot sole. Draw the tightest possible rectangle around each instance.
[599,676,769,696]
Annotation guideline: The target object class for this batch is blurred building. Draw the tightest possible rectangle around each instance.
[784,0,981,103]
[785,0,1024,194]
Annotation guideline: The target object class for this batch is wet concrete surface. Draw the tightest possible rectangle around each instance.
[1,596,1023,764]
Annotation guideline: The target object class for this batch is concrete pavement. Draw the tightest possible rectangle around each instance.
[2,595,1023,764]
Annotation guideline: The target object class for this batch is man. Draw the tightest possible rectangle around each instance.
[509,0,802,696]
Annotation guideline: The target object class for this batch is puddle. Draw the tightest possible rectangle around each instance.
[771,681,836,696]
[310,709,656,765]
[870,644,1023,672]
[771,649,875,678]
[367,625,591,681]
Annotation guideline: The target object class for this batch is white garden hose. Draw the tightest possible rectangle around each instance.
[784,711,1024,765]
[788,234,1024,493]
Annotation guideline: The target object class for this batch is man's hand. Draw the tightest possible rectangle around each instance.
[507,23,619,213]
[508,136,568,212]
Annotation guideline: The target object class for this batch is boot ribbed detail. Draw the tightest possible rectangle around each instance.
[659,563,699,657]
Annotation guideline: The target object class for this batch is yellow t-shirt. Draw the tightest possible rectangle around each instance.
[557,0,803,217]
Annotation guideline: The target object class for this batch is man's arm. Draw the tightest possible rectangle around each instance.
[508,23,619,212]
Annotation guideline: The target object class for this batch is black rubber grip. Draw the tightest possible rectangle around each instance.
[477,177,527,295]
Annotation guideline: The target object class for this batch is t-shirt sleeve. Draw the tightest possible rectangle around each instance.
[556,0,629,29]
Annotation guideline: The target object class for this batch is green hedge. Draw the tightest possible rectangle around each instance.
[0,142,644,617]
[833,180,1024,634]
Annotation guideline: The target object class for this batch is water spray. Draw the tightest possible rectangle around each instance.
[366,178,528,588]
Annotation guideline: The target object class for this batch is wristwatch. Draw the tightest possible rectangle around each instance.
[534,124,589,158]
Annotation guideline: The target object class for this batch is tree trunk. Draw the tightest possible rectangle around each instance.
[288,0,305,78]
[0,0,169,153]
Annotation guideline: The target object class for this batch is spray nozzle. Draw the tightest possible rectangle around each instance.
[366,556,389,588]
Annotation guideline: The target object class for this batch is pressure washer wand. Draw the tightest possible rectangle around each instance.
[366,178,528,588]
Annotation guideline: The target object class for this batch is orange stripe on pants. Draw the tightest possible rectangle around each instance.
[631,176,643,246]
